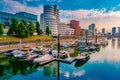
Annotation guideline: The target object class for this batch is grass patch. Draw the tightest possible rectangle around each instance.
[0,35,53,43]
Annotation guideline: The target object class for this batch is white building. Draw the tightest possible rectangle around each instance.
[58,22,74,36]
[40,5,59,36]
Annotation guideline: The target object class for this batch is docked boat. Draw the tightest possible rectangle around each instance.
[4,50,14,56]
[89,46,96,51]
[26,53,39,61]
[33,54,53,63]
[75,52,89,60]
[13,50,27,58]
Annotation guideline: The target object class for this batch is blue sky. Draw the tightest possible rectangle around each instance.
[1,0,120,32]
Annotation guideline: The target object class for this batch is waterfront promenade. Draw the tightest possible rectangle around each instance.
[0,36,103,52]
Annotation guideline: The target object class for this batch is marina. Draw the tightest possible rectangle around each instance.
[1,38,120,80]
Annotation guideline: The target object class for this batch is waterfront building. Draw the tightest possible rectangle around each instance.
[15,12,37,24]
[0,12,13,28]
[112,27,116,36]
[58,22,74,36]
[102,28,105,34]
[40,5,59,36]
[102,28,105,36]
[88,23,95,36]
[69,20,80,35]
[0,11,37,29]
[80,29,85,36]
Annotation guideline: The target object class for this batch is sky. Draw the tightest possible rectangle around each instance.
[1,0,120,32]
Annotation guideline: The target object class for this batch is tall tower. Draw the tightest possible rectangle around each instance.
[40,5,59,36]
[88,23,95,36]
[112,27,116,36]
[102,28,105,34]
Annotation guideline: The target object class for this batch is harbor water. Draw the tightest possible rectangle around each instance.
[0,38,120,80]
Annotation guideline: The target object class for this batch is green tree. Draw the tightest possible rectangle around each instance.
[28,22,35,36]
[16,20,29,38]
[46,26,51,36]
[36,21,43,35]
[0,23,4,35]
[7,17,18,35]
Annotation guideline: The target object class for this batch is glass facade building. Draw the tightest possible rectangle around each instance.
[0,11,37,28]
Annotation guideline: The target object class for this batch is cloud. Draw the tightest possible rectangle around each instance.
[89,48,120,63]
[0,0,43,21]
[64,72,70,79]
[60,9,120,31]
[72,70,85,77]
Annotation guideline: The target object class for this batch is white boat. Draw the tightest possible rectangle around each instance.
[33,54,53,63]
[26,53,39,61]
[4,50,14,56]
[13,50,27,58]
[76,52,89,60]
[89,46,96,51]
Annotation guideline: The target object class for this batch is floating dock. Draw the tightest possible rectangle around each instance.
[55,58,76,64]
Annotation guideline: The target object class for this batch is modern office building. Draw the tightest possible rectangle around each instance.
[58,22,74,36]
[40,5,59,36]
[69,20,80,35]
[102,28,105,36]
[112,27,116,36]
[0,11,13,28]
[15,12,37,24]
[88,23,95,36]
[0,11,37,29]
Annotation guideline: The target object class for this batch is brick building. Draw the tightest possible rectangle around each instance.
[69,20,81,35]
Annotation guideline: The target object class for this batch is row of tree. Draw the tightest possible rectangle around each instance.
[0,18,51,38]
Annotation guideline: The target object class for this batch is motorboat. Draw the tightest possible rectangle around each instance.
[13,50,27,58]
[75,52,89,60]
[89,46,96,51]
[4,50,14,56]
[33,54,53,63]
[26,53,39,61]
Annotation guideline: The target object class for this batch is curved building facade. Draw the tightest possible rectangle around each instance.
[40,5,59,36]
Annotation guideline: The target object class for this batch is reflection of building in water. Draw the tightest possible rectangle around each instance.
[117,39,120,48]
[43,62,58,77]
[0,59,37,80]
[112,39,115,48]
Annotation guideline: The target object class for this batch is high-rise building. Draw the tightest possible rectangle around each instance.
[40,5,59,36]
[112,27,116,36]
[102,28,105,34]
[69,20,80,35]
[88,23,95,36]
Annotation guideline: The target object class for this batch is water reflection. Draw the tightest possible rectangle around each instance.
[90,38,120,63]
[112,38,115,48]
[74,57,90,67]
[43,62,58,77]
[60,38,120,80]
[0,58,37,80]
[0,56,58,80]
[117,38,120,49]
